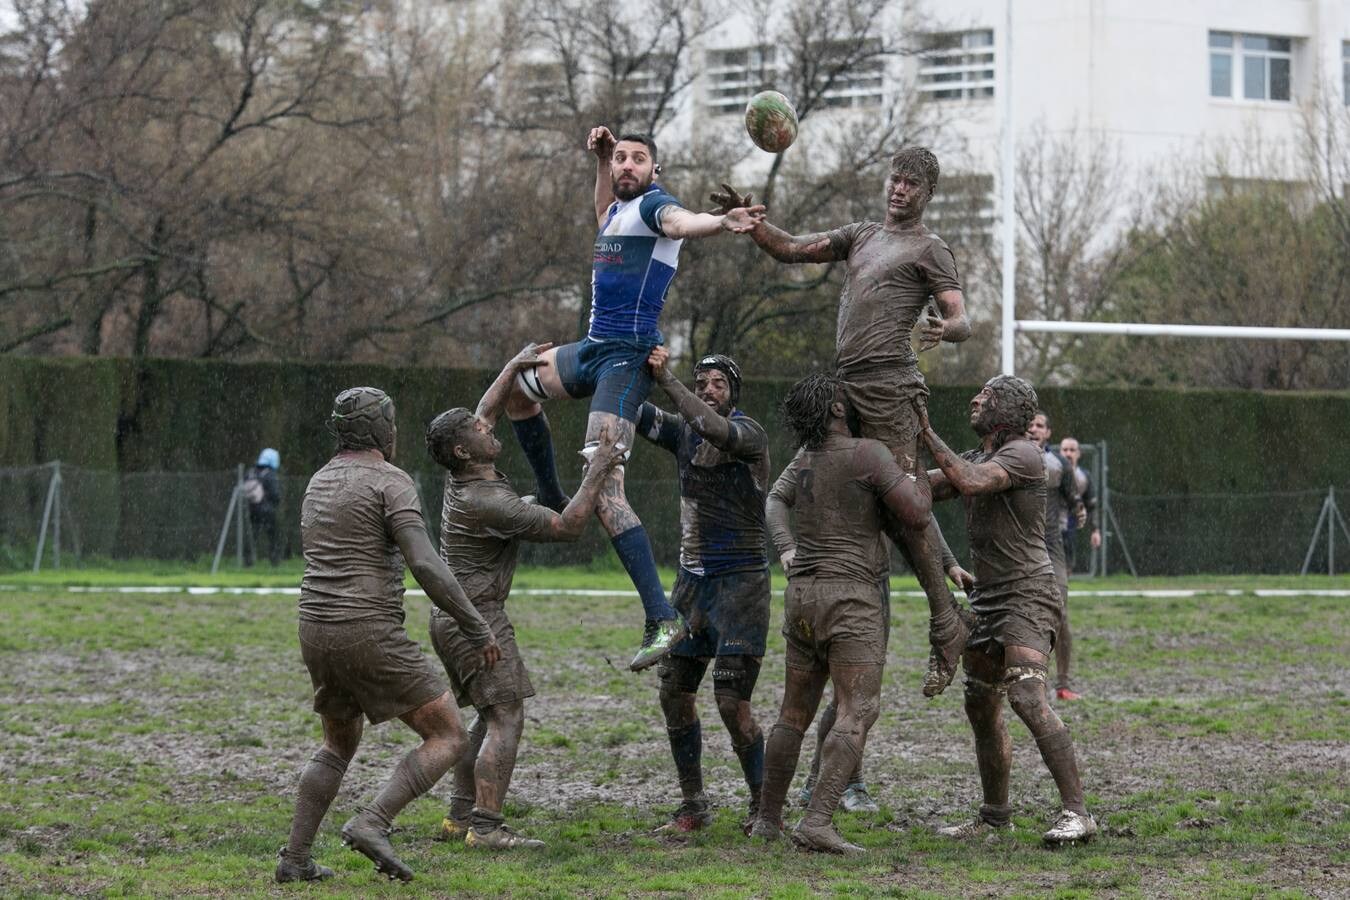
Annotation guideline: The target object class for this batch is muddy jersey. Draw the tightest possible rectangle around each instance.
[959,438,1054,594]
[298,454,426,625]
[824,221,961,376]
[1042,446,1077,542]
[767,434,906,584]
[438,472,558,607]
[637,403,770,576]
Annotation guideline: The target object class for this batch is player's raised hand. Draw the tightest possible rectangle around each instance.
[709,182,754,214]
[646,345,673,381]
[722,205,767,233]
[587,126,616,160]
[511,341,554,371]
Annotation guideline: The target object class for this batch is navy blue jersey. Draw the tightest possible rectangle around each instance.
[590,186,683,340]
[637,402,770,576]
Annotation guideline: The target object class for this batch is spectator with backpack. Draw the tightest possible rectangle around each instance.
[245,448,283,566]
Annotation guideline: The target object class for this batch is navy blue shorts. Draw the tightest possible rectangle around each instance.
[553,336,658,422]
[670,567,771,658]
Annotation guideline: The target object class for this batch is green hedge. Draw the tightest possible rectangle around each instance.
[3,355,1347,573]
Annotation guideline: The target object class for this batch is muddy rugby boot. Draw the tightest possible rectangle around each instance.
[274,848,334,883]
[747,816,785,841]
[1042,809,1097,846]
[840,782,880,814]
[436,815,470,842]
[629,616,688,672]
[655,794,714,834]
[791,819,865,855]
[341,817,414,882]
[922,609,972,698]
[936,818,1013,840]
[465,824,546,850]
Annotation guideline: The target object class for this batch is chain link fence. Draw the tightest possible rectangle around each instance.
[5,459,1349,576]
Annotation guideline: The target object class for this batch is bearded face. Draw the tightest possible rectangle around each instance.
[610,140,656,201]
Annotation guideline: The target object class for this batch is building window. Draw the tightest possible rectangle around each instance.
[623,55,674,121]
[816,39,885,109]
[918,29,995,101]
[1209,31,1291,102]
[704,46,780,116]
[924,173,995,246]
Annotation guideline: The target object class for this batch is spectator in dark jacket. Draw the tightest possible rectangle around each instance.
[246,447,283,566]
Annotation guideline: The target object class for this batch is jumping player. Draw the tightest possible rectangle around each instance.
[723,148,974,696]
[637,346,771,833]
[751,374,932,853]
[917,377,1097,845]
[424,344,627,850]
[276,388,501,884]
[504,127,765,672]
[1027,412,1080,701]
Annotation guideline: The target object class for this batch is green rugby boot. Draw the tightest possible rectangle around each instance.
[629,616,688,672]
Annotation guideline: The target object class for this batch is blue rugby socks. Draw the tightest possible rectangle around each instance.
[611,525,677,621]
[511,413,567,511]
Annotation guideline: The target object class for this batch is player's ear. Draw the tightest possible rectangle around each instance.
[654,163,663,176]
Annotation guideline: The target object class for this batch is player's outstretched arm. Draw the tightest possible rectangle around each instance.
[766,460,800,572]
[395,523,500,668]
[914,403,1012,497]
[646,346,734,447]
[588,125,617,225]
[534,425,627,541]
[660,204,766,240]
[476,341,554,428]
[744,219,837,264]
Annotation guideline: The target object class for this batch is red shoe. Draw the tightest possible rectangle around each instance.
[1056,687,1083,701]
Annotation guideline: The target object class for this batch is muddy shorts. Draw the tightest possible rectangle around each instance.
[782,576,888,671]
[429,603,535,710]
[967,574,1063,657]
[554,335,660,423]
[298,618,447,725]
[670,567,771,658]
[837,365,928,465]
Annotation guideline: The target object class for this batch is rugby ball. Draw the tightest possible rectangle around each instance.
[744,91,798,154]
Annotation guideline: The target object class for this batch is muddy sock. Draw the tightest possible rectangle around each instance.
[972,720,1012,811]
[1034,727,1087,815]
[470,807,505,836]
[284,748,348,863]
[733,733,764,796]
[449,793,474,823]
[511,413,566,509]
[612,526,677,621]
[979,802,1012,827]
[667,721,704,800]
[804,728,862,827]
[759,723,805,825]
[364,748,439,830]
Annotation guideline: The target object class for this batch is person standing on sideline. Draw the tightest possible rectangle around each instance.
[245,448,283,566]
[1027,412,1079,701]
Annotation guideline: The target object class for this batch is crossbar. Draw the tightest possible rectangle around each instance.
[1016,320,1350,341]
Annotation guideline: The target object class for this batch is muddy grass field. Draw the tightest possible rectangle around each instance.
[1,581,1346,898]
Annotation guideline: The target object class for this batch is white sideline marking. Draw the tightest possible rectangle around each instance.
[3,585,1349,598]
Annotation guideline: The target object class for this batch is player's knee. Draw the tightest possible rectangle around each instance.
[1004,667,1050,721]
[712,656,761,705]
[488,700,525,739]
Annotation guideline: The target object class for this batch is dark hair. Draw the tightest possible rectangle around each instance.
[1035,409,1051,430]
[890,146,940,193]
[782,373,842,450]
[425,408,477,472]
[617,133,658,162]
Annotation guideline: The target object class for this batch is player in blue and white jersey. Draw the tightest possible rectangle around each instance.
[503,126,764,672]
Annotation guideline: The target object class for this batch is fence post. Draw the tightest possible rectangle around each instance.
[1331,486,1337,577]
[235,463,245,567]
[53,460,62,569]
[32,461,61,573]
[211,476,240,575]
[1099,442,1110,578]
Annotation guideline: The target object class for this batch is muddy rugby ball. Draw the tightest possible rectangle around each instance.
[744,90,798,153]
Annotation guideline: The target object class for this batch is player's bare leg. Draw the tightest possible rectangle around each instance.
[277,714,363,883]
[937,647,1012,839]
[342,693,468,882]
[505,346,570,512]
[793,663,882,855]
[586,411,686,670]
[442,715,486,841]
[752,665,828,841]
[1055,595,1079,699]
[1001,645,1096,844]
[460,700,540,849]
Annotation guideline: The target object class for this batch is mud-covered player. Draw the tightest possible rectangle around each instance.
[276,388,500,884]
[918,377,1097,845]
[424,344,626,850]
[752,374,932,853]
[637,347,771,834]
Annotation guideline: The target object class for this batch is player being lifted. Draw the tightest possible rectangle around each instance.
[917,377,1097,845]
[504,127,765,672]
[638,347,771,833]
[424,344,626,850]
[752,374,932,853]
[721,147,974,695]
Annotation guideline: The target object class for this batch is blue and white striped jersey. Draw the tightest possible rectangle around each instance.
[589,185,683,341]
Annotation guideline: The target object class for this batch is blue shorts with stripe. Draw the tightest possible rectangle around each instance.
[554,336,659,423]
